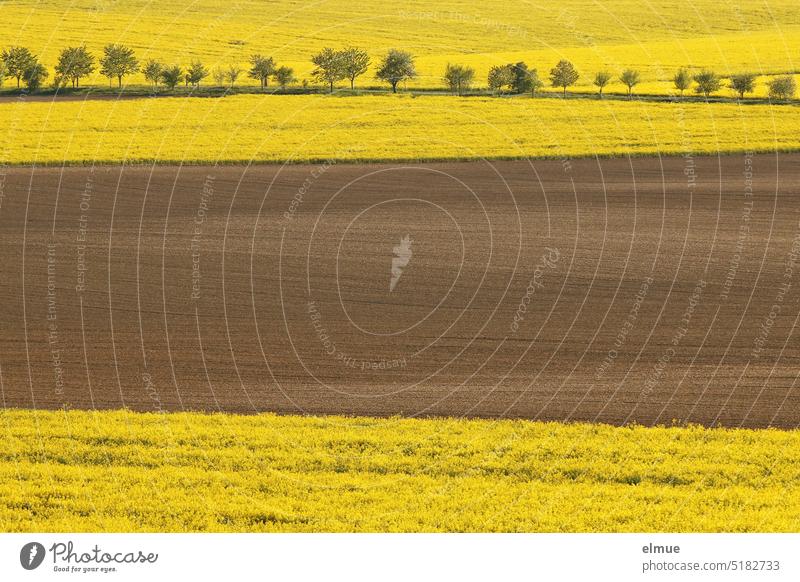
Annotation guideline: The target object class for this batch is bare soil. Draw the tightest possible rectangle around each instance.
[1,154,798,427]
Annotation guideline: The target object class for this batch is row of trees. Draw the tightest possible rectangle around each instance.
[1,45,797,101]
[478,60,797,101]
[0,45,299,91]
[392,57,797,101]
[0,44,417,93]
[310,47,416,93]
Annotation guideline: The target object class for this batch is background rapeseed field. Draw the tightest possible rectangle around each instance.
[1,0,799,93]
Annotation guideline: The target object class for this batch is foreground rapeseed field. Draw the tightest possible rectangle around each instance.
[1,94,798,164]
[1,409,798,532]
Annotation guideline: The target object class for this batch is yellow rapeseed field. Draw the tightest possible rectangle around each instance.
[1,408,798,532]
[1,0,799,93]
[0,94,798,165]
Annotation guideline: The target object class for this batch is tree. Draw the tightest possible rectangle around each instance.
[729,73,756,100]
[99,44,138,88]
[1,46,35,88]
[143,59,163,90]
[693,70,721,98]
[54,46,94,88]
[443,63,475,95]
[673,68,691,98]
[550,59,579,96]
[527,69,544,97]
[273,66,295,89]
[226,65,242,87]
[487,64,514,94]
[311,48,345,93]
[375,49,416,93]
[248,54,276,89]
[508,62,531,94]
[159,65,182,90]
[768,76,797,101]
[593,71,612,98]
[186,60,208,88]
[0,61,5,88]
[212,68,226,85]
[340,47,370,90]
[52,73,67,90]
[496,62,542,97]
[619,68,640,99]
[22,61,48,91]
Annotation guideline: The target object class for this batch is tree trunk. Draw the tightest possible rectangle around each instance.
[563,86,566,97]
[350,78,354,90]
[391,82,397,93]
[329,80,334,93]
[118,75,122,88]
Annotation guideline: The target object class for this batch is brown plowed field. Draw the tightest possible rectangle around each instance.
[1,154,798,427]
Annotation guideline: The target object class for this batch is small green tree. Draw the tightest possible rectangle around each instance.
[550,59,579,96]
[443,63,475,95]
[248,54,276,89]
[693,70,721,98]
[186,60,208,88]
[672,68,692,98]
[375,49,416,93]
[1,46,35,88]
[508,62,533,94]
[672,68,691,98]
[273,66,295,89]
[0,61,5,88]
[159,65,182,90]
[487,64,514,94]
[528,69,544,97]
[99,44,139,88]
[593,71,612,98]
[619,68,641,99]
[729,73,756,99]
[212,68,226,85]
[502,62,542,96]
[54,46,94,88]
[226,65,242,87]
[311,48,345,93]
[22,61,48,91]
[143,59,163,90]
[340,47,370,90]
[768,75,797,101]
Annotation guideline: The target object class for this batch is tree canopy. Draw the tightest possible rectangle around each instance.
[375,49,416,93]
[99,44,139,88]
[549,60,579,96]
